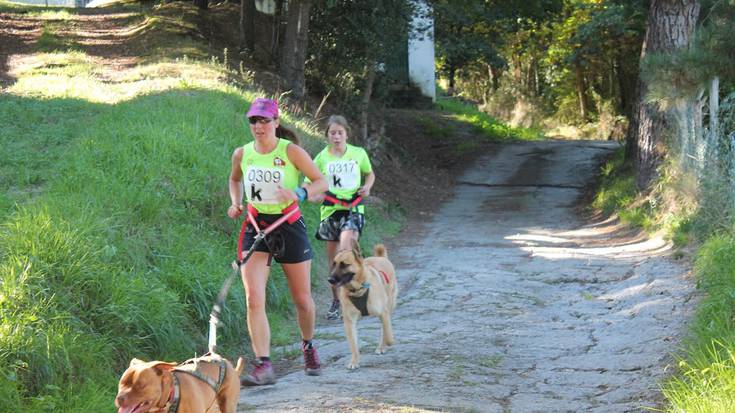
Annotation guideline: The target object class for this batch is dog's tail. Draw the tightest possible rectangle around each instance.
[235,357,245,376]
[373,244,387,258]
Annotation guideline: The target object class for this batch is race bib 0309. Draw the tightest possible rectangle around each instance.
[327,160,360,191]
[243,166,283,204]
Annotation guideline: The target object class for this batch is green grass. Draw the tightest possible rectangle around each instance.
[36,25,81,52]
[435,95,544,141]
[589,147,660,230]
[0,4,402,412]
[591,148,637,214]
[661,235,735,412]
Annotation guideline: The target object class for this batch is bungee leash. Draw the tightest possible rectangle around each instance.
[207,204,300,353]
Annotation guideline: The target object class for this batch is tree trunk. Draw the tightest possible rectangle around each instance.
[709,77,719,142]
[271,0,284,66]
[239,0,255,53]
[279,0,313,102]
[193,0,207,10]
[627,0,700,190]
[448,63,456,93]
[489,65,499,91]
[360,63,377,144]
[574,60,589,122]
[615,58,630,116]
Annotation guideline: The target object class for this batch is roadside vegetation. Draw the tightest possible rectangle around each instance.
[436,94,543,142]
[583,1,735,409]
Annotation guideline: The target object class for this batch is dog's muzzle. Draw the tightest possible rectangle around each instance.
[328,271,354,286]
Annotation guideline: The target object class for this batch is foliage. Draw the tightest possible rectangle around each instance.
[431,0,505,84]
[643,1,735,104]
[434,0,647,128]
[307,0,418,114]
[591,148,637,214]
[436,94,544,141]
[662,235,735,412]
[543,0,645,121]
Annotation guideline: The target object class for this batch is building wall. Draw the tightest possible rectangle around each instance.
[407,0,435,101]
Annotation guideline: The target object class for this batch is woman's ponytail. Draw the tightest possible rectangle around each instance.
[276,124,300,146]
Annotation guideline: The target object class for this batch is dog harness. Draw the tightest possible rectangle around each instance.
[346,270,390,316]
[159,356,227,413]
[347,283,370,316]
[174,356,228,394]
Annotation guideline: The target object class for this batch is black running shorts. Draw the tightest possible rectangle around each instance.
[241,215,313,264]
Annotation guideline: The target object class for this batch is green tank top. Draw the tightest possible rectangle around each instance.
[312,144,373,221]
[240,138,300,214]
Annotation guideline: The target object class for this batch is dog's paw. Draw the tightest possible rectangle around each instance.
[375,346,387,355]
[346,360,360,370]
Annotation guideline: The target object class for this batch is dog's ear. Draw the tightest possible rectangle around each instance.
[351,239,362,259]
[153,361,176,371]
[129,358,146,367]
[152,362,177,375]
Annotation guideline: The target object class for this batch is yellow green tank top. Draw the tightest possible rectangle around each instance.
[312,144,373,221]
[240,138,299,214]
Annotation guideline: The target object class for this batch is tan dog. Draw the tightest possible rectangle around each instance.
[115,353,244,413]
[329,242,398,369]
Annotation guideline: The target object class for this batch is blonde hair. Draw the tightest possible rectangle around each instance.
[325,115,352,137]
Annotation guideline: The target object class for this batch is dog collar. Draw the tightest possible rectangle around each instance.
[153,373,180,413]
[346,282,370,294]
[167,373,181,413]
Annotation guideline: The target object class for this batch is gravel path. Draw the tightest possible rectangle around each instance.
[238,140,695,412]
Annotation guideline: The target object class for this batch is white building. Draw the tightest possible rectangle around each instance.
[408,0,436,102]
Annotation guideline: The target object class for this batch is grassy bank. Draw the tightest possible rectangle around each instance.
[0,3,401,411]
[436,95,544,141]
[662,234,735,412]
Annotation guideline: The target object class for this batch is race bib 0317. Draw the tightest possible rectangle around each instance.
[327,160,360,191]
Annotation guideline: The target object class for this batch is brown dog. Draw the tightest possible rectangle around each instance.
[329,242,398,369]
[115,353,244,413]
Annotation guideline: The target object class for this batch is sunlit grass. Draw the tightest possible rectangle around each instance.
[36,23,81,52]
[26,9,74,19]
[436,95,544,141]
[662,236,735,412]
[591,151,635,214]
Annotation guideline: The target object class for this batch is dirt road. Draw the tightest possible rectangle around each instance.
[239,140,695,412]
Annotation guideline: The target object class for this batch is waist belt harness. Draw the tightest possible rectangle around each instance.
[322,191,363,209]
[237,202,301,263]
